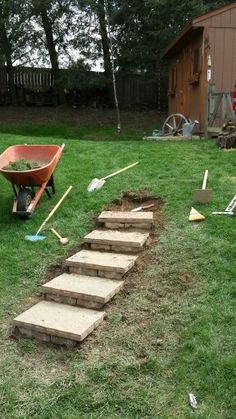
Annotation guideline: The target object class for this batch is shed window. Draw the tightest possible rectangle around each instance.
[193,48,200,74]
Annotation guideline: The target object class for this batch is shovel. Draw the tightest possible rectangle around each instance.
[192,170,212,203]
[25,186,72,241]
[87,161,139,192]
[131,203,155,212]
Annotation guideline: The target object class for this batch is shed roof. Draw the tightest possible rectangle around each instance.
[162,1,236,59]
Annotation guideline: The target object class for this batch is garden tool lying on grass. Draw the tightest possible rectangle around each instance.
[25,186,72,241]
[212,194,236,216]
[189,207,205,222]
[87,162,139,192]
[51,228,69,245]
[192,170,212,203]
[131,203,155,212]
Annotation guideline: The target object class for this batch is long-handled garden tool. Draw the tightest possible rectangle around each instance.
[25,185,72,241]
[212,194,236,215]
[87,162,139,192]
[192,170,212,203]
[51,228,69,245]
[131,203,155,212]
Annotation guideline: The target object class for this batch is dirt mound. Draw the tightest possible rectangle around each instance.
[103,189,164,226]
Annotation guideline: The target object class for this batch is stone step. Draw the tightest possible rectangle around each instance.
[14,300,105,346]
[42,273,124,309]
[84,229,149,253]
[98,211,153,229]
[66,250,138,280]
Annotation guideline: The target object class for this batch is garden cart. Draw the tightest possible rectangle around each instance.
[0,143,64,217]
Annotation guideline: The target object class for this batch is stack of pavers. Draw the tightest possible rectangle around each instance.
[14,210,154,346]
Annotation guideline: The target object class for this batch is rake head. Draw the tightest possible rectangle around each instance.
[25,234,46,241]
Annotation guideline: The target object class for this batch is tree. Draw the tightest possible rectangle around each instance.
[0,0,31,104]
[29,0,74,103]
[96,0,113,80]
[108,0,234,74]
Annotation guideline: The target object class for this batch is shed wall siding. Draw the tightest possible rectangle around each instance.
[195,8,236,29]
[194,5,236,92]
[166,4,236,130]
[208,27,236,91]
[168,33,206,129]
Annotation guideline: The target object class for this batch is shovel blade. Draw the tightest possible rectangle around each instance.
[192,189,212,203]
[25,234,46,241]
[87,178,106,192]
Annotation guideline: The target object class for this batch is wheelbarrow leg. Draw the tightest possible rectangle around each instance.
[45,174,55,198]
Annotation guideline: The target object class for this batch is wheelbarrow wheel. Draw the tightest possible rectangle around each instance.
[17,188,34,212]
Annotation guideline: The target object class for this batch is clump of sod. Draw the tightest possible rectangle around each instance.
[3,159,41,171]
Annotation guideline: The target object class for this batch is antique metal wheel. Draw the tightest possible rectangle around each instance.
[162,113,188,136]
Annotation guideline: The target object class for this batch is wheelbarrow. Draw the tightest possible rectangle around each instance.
[0,143,65,217]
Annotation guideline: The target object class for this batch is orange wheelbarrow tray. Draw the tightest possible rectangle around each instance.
[0,143,65,216]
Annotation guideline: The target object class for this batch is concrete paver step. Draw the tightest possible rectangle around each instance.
[66,250,137,278]
[98,211,153,229]
[14,300,105,343]
[42,273,124,309]
[98,211,154,224]
[84,229,149,250]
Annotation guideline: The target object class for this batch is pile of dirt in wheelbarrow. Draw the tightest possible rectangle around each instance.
[3,159,42,171]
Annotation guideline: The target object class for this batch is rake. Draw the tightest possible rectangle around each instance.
[25,186,72,241]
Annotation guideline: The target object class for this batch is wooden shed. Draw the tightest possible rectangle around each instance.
[162,2,236,134]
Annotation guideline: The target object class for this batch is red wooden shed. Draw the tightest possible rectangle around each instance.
[162,2,236,134]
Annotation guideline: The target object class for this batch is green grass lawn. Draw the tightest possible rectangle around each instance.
[0,119,235,418]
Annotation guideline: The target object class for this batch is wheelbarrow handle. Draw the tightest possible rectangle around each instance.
[57,143,65,157]
[49,143,65,170]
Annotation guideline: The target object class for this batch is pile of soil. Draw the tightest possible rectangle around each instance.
[3,159,41,171]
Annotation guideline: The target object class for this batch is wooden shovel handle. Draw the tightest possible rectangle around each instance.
[202,170,208,190]
[142,204,155,210]
[103,161,139,180]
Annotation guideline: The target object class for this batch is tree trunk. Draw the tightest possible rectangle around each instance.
[97,0,112,80]
[97,0,113,104]
[0,23,17,105]
[40,9,65,104]
[6,55,16,105]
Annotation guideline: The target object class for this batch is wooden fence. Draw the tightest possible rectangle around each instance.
[116,75,159,107]
[0,66,54,92]
[0,66,165,108]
